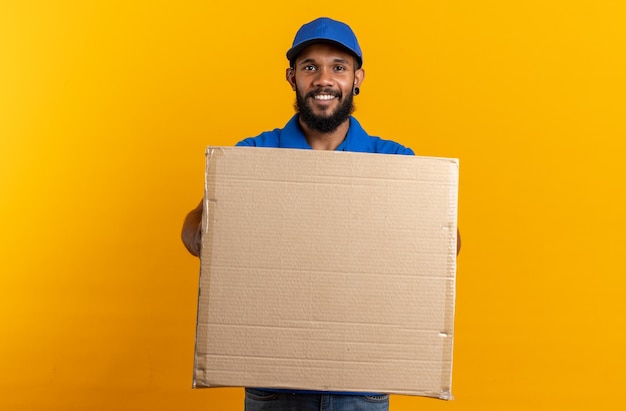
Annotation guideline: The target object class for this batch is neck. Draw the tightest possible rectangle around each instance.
[299,117,350,151]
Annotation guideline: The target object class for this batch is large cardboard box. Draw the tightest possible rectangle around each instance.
[193,147,458,399]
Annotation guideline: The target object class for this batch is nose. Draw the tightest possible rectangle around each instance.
[312,67,333,87]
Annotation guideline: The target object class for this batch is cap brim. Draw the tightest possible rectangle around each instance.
[287,39,362,67]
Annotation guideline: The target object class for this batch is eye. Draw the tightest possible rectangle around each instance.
[303,65,316,71]
[334,65,346,72]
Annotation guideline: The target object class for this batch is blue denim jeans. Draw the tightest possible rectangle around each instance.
[244,389,389,411]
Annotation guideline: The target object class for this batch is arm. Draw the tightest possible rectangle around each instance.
[181,199,203,257]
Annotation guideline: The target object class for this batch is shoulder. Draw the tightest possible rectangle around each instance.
[236,115,304,148]
[236,129,282,147]
[348,117,414,155]
[368,136,415,155]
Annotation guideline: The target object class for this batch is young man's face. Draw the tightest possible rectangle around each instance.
[287,43,365,133]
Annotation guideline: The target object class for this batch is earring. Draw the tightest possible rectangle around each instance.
[353,87,360,96]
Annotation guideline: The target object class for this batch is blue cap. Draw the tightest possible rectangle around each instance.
[287,17,363,68]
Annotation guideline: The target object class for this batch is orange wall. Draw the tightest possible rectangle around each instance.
[1,1,625,410]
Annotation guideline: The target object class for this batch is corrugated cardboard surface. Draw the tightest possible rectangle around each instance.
[194,147,458,399]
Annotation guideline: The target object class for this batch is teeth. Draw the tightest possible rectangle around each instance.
[314,94,335,100]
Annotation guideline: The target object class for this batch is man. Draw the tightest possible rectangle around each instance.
[182,17,459,411]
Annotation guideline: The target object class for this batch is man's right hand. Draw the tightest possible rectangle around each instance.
[181,200,203,257]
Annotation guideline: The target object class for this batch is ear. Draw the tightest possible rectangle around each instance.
[354,67,365,89]
[286,67,296,91]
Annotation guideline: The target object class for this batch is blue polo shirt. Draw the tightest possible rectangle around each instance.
[237,114,414,155]
[236,114,413,396]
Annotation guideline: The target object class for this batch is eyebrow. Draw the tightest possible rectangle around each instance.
[297,57,352,66]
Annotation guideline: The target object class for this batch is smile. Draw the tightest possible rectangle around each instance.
[314,94,337,100]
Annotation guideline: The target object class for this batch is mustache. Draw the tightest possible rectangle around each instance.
[305,88,342,99]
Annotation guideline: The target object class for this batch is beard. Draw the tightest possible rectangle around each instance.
[295,87,355,134]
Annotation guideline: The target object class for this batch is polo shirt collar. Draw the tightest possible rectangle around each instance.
[279,115,370,152]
